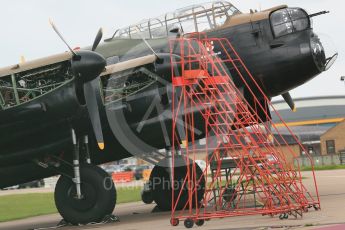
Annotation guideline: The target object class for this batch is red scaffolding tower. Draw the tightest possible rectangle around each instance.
[169,33,320,228]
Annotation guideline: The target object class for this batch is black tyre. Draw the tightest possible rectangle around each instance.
[150,157,205,211]
[170,218,179,226]
[141,189,154,204]
[279,213,288,220]
[184,218,194,228]
[54,164,116,225]
[223,187,237,202]
[195,219,205,226]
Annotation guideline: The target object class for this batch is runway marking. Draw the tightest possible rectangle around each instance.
[317,176,345,178]
[320,192,345,197]
[315,224,345,230]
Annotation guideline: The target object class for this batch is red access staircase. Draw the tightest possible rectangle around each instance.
[169,33,320,228]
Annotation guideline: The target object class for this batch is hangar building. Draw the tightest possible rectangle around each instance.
[272,95,345,156]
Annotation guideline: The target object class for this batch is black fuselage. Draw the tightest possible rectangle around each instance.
[0,9,326,188]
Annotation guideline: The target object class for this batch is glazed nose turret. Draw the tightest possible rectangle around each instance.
[310,33,338,72]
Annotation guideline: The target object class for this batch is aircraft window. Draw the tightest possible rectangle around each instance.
[270,8,309,37]
[196,13,214,31]
[229,6,240,14]
[213,6,230,26]
[197,19,213,31]
[151,27,169,38]
[192,5,214,31]
[148,18,166,38]
[292,18,309,32]
[271,9,290,25]
[288,8,306,20]
[288,8,309,32]
[273,21,294,37]
[181,19,197,33]
[214,15,226,27]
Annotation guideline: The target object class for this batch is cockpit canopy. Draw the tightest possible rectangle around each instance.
[109,1,241,39]
[270,8,310,37]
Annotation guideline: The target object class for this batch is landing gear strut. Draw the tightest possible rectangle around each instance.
[54,129,116,225]
[71,129,82,199]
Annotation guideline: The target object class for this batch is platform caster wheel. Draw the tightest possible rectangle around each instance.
[279,213,288,220]
[279,213,288,219]
[54,164,116,225]
[184,218,194,228]
[170,218,179,226]
[195,219,205,226]
[313,205,319,211]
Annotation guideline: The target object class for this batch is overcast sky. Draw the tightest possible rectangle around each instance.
[0,0,343,100]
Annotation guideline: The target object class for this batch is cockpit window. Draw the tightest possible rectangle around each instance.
[108,1,241,40]
[270,8,309,37]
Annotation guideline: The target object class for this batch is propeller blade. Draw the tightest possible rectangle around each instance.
[49,19,77,57]
[91,28,103,51]
[84,79,104,150]
[49,22,106,150]
[282,92,296,112]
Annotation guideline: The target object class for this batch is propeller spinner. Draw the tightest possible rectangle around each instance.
[50,21,106,150]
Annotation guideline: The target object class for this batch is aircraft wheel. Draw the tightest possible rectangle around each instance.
[141,189,154,204]
[54,164,116,225]
[150,157,205,211]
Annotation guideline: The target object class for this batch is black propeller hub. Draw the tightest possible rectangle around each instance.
[71,50,106,83]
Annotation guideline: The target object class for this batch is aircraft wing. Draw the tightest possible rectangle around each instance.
[0,51,156,79]
[0,52,73,78]
[100,54,156,77]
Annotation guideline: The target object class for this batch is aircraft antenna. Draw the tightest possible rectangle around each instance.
[134,27,159,59]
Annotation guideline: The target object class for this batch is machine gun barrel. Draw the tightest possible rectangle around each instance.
[309,11,330,18]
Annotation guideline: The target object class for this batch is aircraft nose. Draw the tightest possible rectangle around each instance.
[311,33,338,71]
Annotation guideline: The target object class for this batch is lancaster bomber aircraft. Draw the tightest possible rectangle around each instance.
[0,1,337,225]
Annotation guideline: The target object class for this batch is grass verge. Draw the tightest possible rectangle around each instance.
[300,164,345,171]
[0,186,142,222]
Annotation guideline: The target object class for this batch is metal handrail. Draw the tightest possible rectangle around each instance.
[109,1,240,39]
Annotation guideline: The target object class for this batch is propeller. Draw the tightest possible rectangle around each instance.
[91,28,103,52]
[84,79,104,150]
[282,92,296,112]
[49,19,77,57]
[50,20,106,150]
[83,28,105,150]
